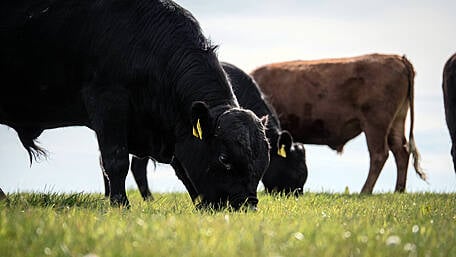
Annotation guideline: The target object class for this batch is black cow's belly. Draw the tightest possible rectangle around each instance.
[0,87,89,129]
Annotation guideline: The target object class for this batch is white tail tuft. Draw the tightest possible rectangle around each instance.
[409,137,428,183]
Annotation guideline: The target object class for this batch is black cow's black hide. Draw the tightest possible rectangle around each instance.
[0,0,269,209]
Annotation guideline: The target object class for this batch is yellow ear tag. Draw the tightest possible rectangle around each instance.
[192,119,203,140]
[278,144,287,158]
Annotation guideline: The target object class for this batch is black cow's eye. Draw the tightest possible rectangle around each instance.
[218,154,232,170]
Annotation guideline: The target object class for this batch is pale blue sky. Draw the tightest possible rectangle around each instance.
[1,0,455,194]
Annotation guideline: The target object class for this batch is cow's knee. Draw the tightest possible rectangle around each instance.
[361,148,389,194]
[371,150,389,169]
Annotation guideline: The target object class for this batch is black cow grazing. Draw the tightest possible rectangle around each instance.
[222,62,308,194]
[117,63,307,199]
[443,53,456,173]
[0,0,270,210]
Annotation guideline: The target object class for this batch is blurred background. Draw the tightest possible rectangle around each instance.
[1,0,455,194]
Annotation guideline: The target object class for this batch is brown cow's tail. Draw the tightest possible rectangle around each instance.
[402,55,427,182]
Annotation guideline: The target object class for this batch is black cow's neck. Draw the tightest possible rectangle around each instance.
[266,123,280,151]
[138,1,238,134]
[173,53,237,113]
[167,50,237,114]
[162,51,238,139]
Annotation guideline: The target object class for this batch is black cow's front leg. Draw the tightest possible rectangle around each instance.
[171,157,198,202]
[84,87,130,207]
[100,155,110,198]
[99,143,130,207]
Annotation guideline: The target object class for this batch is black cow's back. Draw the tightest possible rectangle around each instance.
[222,62,280,138]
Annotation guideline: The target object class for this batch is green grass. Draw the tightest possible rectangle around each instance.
[0,191,455,257]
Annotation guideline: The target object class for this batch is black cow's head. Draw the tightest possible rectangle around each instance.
[262,131,308,195]
[174,101,269,210]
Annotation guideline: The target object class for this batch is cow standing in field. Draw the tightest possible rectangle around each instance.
[118,62,308,199]
[442,53,456,173]
[251,54,427,193]
[0,0,270,210]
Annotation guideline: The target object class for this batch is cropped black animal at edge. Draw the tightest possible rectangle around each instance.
[443,53,456,173]
[110,62,308,200]
[0,0,270,210]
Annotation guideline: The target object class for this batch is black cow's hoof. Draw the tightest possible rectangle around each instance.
[110,194,130,208]
[142,194,154,201]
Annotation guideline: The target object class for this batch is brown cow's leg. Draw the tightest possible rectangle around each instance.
[388,119,410,193]
[361,127,389,194]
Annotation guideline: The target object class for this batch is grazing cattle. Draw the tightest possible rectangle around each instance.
[442,53,456,173]
[251,54,427,193]
[0,0,270,210]
[119,62,307,199]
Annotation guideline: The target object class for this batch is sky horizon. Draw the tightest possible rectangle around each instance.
[1,0,455,195]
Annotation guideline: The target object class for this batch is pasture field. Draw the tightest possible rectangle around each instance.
[0,191,455,257]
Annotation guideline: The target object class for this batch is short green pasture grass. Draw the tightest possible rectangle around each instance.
[0,191,454,257]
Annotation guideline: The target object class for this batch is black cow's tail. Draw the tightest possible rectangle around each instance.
[17,129,47,165]
[402,55,427,182]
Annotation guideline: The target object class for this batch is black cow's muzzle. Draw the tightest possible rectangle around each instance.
[231,195,258,212]
[194,195,258,212]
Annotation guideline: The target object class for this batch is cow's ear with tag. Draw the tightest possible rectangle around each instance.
[191,101,213,140]
[277,130,293,158]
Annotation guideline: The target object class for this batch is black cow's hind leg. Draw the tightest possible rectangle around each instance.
[131,157,153,200]
[84,87,130,207]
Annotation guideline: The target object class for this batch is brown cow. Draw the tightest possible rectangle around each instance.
[251,54,427,193]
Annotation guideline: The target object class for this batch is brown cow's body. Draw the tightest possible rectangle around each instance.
[251,54,426,193]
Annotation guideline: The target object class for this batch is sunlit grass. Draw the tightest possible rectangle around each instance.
[0,191,454,257]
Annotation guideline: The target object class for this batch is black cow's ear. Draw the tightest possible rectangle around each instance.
[277,130,293,158]
[191,101,213,140]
